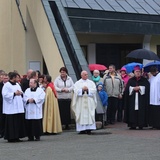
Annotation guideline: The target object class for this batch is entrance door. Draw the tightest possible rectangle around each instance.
[96,43,142,69]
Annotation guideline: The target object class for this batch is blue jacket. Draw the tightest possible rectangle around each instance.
[97,83,108,107]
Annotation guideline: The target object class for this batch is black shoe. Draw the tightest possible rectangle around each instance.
[35,136,40,141]
[86,130,92,135]
[28,136,34,141]
[8,139,16,143]
[78,131,86,134]
[28,138,34,141]
[64,125,70,130]
[129,127,136,130]
[104,121,108,126]
[35,138,40,141]
[0,135,3,138]
[110,121,115,125]
[15,139,23,142]
[139,127,143,130]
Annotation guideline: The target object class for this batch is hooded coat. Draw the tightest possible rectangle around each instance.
[97,82,108,107]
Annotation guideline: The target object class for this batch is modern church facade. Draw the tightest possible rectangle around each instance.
[0,0,160,79]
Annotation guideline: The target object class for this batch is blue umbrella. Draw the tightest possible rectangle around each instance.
[144,61,160,72]
[123,62,143,73]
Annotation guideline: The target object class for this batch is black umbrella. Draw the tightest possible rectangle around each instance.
[126,49,160,61]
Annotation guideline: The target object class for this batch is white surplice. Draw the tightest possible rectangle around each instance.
[72,79,97,131]
[149,73,160,105]
[129,86,145,110]
[24,87,45,119]
[2,82,24,114]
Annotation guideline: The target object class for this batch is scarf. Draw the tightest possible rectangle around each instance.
[92,76,100,82]
[47,82,57,98]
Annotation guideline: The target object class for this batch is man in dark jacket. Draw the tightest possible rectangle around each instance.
[21,69,33,92]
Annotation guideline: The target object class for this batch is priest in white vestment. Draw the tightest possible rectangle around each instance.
[24,79,45,141]
[2,72,26,142]
[148,66,160,129]
[72,71,97,134]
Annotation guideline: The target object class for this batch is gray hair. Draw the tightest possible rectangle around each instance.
[93,70,100,74]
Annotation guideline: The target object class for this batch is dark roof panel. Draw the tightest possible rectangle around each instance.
[85,0,103,10]
[73,0,91,9]
[116,0,137,13]
[60,0,67,7]
[105,0,126,12]
[135,0,158,14]
[126,0,148,14]
[154,0,160,6]
[61,0,160,15]
[95,0,115,11]
[146,0,160,14]
[66,1,79,8]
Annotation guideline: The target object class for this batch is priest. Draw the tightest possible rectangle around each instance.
[24,79,45,141]
[43,75,62,134]
[148,66,160,129]
[124,66,150,130]
[2,72,26,142]
[72,71,97,134]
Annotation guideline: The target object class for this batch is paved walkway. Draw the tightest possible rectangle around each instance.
[0,123,160,160]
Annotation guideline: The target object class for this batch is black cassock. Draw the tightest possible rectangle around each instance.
[124,76,150,128]
[21,78,29,92]
[0,82,5,137]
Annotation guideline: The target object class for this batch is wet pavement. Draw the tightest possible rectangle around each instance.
[0,122,160,160]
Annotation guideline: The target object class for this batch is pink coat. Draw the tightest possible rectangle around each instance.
[121,74,129,88]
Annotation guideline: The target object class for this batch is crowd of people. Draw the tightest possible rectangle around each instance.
[92,64,160,130]
[0,63,159,142]
[0,69,63,142]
